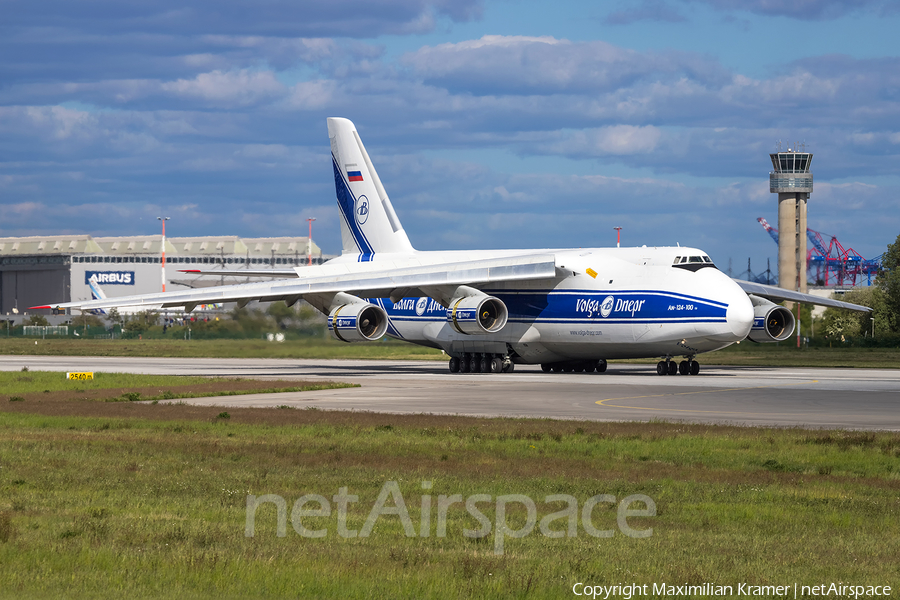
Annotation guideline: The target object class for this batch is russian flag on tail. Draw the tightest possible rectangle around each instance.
[348,170,364,182]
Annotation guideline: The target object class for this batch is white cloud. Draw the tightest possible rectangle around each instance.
[160,69,286,106]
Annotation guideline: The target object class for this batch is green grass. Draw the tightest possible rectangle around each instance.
[1,370,223,395]
[702,343,900,369]
[1,411,899,599]
[1,370,357,403]
[0,337,445,360]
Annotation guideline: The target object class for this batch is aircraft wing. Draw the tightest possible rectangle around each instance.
[735,280,872,312]
[33,254,558,312]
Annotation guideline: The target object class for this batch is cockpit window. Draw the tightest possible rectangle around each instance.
[672,254,718,272]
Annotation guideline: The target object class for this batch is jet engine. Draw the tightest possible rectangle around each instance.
[746,297,795,343]
[446,293,508,335]
[328,301,389,343]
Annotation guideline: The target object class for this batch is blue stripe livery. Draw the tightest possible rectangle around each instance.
[379,290,727,333]
[332,155,374,261]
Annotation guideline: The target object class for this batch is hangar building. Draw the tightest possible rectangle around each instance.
[0,235,323,317]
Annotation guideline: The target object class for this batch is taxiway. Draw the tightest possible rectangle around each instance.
[2,356,899,429]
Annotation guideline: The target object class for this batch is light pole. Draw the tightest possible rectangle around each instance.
[307,217,316,265]
[872,317,875,338]
[158,217,170,292]
[613,227,622,248]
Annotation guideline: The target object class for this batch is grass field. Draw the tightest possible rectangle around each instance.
[2,336,899,369]
[0,337,446,360]
[1,403,899,599]
[0,370,357,404]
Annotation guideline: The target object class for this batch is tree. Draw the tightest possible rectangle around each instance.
[23,314,49,326]
[72,314,104,328]
[819,286,888,338]
[876,232,900,333]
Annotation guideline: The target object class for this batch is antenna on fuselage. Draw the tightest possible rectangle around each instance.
[613,226,622,248]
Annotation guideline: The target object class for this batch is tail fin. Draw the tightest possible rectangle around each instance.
[87,276,108,315]
[88,276,107,300]
[327,117,414,259]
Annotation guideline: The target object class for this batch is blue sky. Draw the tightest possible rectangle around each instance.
[2,0,898,277]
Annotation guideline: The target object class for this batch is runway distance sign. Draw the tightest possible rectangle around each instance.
[66,372,94,380]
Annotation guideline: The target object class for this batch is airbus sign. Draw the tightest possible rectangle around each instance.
[84,271,135,285]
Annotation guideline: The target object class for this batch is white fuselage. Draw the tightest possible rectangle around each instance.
[323,245,755,363]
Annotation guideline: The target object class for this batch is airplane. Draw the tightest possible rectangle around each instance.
[83,275,162,317]
[34,117,870,376]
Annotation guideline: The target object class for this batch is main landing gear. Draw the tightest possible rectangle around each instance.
[539,359,607,374]
[656,358,700,376]
[448,352,514,374]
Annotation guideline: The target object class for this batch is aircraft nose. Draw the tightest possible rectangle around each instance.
[725,286,753,339]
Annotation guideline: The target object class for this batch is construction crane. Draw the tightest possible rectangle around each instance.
[756,218,883,286]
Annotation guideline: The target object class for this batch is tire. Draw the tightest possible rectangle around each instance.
[667,361,677,376]
[551,364,563,373]
[449,357,460,373]
[690,361,700,376]
[596,360,607,373]
[541,363,551,373]
[679,360,689,375]
[480,357,490,373]
[460,355,470,373]
[503,362,514,373]
[657,361,667,376]
[491,357,503,373]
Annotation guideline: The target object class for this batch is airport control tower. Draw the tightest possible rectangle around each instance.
[770,146,813,293]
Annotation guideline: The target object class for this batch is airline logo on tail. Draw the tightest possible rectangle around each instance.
[355,195,369,225]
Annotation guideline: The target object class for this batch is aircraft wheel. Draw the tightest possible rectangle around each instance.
[551,364,563,373]
[690,361,700,376]
[678,360,689,375]
[469,355,480,373]
[502,361,514,373]
[480,356,490,373]
[460,354,471,373]
[449,357,460,373]
[667,361,677,376]
[541,363,551,373]
[656,361,667,376]
[562,365,573,373]
[490,357,503,373]
[596,360,607,373]
[573,364,584,373]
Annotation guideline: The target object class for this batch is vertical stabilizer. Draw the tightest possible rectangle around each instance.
[327,117,414,259]
[88,276,107,300]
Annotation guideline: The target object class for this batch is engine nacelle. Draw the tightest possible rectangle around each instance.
[328,302,388,343]
[446,294,508,335]
[747,299,795,343]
